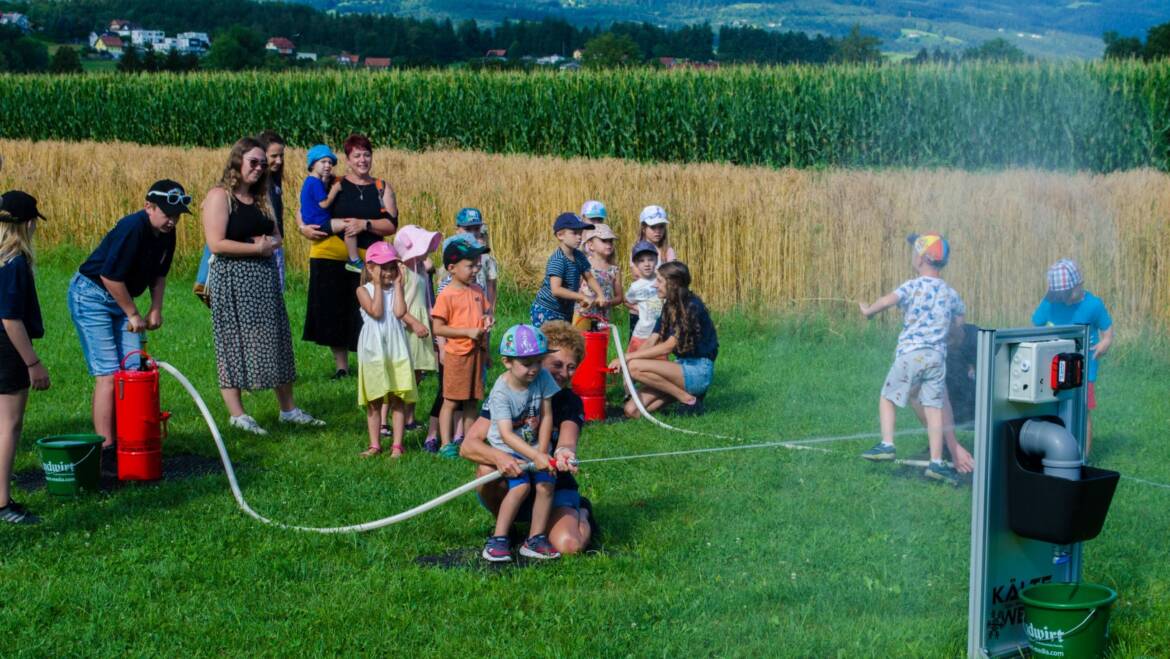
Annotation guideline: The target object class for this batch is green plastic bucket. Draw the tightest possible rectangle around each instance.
[36,434,104,496]
[1020,582,1117,658]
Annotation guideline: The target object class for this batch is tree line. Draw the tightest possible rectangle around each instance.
[3,0,1168,74]
[0,0,885,72]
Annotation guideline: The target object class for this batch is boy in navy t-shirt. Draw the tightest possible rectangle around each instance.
[68,179,187,449]
[1032,259,1114,455]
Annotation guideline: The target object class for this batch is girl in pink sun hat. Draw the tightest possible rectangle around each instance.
[356,241,418,458]
[393,225,442,433]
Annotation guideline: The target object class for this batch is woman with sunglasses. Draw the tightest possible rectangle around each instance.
[300,133,398,379]
[67,180,188,454]
[202,138,324,435]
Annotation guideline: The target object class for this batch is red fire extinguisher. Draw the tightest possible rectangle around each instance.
[114,350,169,481]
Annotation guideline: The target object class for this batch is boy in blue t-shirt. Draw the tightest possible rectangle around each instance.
[858,233,967,486]
[1032,259,1114,456]
[529,212,607,327]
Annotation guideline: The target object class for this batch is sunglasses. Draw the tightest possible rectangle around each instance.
[245,158,268,170]
[148,189,192,206]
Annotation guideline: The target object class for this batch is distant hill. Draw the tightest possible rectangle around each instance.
[284,0,1170,58]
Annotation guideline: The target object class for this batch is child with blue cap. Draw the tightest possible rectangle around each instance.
[529,212,607,327]
[300,145,362,272]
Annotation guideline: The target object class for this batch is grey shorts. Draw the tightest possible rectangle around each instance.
[881,349,946,409]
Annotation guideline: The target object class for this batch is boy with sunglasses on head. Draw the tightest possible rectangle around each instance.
[68,179,188,457]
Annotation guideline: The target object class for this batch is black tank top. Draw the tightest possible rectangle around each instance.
[330,178,394,249]
[224,196,274,242]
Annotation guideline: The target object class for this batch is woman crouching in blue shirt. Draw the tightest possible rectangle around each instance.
[611,261,718,418]
[0,191,50,525]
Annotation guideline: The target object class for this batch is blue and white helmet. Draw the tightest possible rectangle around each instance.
[580,199,607,221]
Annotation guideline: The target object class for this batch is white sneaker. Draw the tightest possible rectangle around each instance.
[279,408,326,427]
[229,414,268,436]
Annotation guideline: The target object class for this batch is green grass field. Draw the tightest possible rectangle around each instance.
[1,252,1167,656]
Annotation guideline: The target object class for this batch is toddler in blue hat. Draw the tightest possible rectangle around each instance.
[301,144,361,272]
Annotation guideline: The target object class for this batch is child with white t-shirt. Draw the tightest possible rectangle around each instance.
[858,233,966,486]
[624,240,665,355]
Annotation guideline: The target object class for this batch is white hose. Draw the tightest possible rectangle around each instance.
[607,324,946,469]
[158,361,504,534]
[152,328,959,534]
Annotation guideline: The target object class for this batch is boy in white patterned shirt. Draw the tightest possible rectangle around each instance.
[858,233,966,485]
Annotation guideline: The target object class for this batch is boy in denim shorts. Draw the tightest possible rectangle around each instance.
[858,233,966,485]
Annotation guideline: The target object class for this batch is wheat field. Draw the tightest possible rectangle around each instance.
[2,139,1166,331]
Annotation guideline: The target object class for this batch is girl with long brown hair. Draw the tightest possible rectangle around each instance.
[610,261,718,418]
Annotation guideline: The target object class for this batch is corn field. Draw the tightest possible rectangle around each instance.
[2,139,1166,332]
[2,62,1170,171]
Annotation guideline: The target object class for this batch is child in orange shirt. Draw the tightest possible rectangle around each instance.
[431,239,494,458]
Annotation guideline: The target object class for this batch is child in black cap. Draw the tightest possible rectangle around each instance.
[0,191,49,524]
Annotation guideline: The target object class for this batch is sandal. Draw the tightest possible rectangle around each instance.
[390,444,404,458]
[360,446,383,458]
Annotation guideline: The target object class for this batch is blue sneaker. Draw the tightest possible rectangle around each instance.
[924,462,961,486]
[438,442,460,459]
[482,535,512,562]
[519,534,561,560]
[861,442,896,461]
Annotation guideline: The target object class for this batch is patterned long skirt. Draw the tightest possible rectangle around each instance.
[209,256,297,390]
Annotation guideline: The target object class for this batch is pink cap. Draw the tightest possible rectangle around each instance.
[365,241,399,264]
[393,224,442,262]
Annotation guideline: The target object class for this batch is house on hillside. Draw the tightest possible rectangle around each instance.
[0,12,31,33]
[177,32,210,54]
[365,57,391,69]
[536,54,567,66]
[336,52,359,65]
[572,49,583,61]
[130,29,164,47]
[109,19,136,36]
[657,57,679,68]
[94,34,125,59]
[296,52,318,62]
[485,49,507,59]
[266,37,296,56]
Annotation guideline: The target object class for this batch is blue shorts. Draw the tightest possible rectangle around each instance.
[478,485,581,524]
[67,273,143,377]
[677,357,714,396]
[529,303,568,328]
[506,452,557,489]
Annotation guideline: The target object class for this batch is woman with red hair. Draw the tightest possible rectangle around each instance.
[299,133,399,378]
